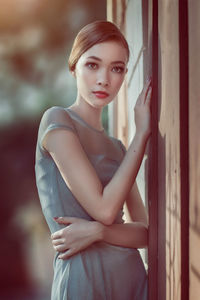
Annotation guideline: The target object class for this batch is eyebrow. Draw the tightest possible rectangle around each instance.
[86,56,126,65]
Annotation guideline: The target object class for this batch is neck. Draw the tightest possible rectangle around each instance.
[69,97,104,131]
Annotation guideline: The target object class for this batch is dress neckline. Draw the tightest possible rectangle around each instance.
[66,108,105,134]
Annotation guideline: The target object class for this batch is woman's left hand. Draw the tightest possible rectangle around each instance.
[51,217,103,259]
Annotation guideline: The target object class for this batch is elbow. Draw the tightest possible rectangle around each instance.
[101,218,114,226]
[136,223,148,249]
[142,225,148,248]
[145,226,149,247]
[97,210,116,226]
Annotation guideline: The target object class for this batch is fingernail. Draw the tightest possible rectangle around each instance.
[146,78,151,84]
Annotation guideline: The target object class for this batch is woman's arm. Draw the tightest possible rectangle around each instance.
[123,181,148,225]
[102,181,148,248]
[52,182,148,259]
[44,79,152,226]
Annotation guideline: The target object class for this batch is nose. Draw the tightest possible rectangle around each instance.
[96,69,109,87]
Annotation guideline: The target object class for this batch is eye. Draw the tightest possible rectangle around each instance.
[86,62,98,70]
[112,66,125,73]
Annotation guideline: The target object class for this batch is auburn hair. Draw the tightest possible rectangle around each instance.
[68,20,130,72]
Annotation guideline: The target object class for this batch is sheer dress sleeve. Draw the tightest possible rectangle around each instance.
[38,106,77,152]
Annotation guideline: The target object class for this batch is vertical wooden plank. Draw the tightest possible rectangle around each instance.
[125,0,144,145]
[179,1,189,299]
[107,0,152,275]
[114,0,128,146]
[117,81,128,146]
[188,1,200,299]
[107,0,118,138]
[107,0,126,140]
[158,1,181,300]
[125,1,150,272]
[148,1,158,299]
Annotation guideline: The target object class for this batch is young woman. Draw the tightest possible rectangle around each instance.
[35,20,152,300]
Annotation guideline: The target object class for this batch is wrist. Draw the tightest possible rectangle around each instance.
[134,130,150,142]
[93,221,104,242]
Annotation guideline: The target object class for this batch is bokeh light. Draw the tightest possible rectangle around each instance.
[0,1,106,299]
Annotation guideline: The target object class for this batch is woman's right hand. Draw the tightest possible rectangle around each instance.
[51,217,103,259]
[134,78,152,139]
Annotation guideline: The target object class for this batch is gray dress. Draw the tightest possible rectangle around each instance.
[35,106,147,300]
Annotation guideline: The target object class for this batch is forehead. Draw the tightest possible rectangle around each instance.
[80,41,128,64]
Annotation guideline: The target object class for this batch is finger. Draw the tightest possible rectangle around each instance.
[146,77,152,87]
[52,238,64,246]
[145,86,152,105]
[58,248,74,260]
[54,244,68,252]
[141,78,151,97]
[142,78,151,93]
[53,216,77,224]
[51,230,63,240]
[143,80,151,102]
[136,79,151,106]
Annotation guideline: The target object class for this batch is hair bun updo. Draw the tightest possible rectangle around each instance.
[68,20,130,72]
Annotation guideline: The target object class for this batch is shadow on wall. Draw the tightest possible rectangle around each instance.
[157,33,166,300]
[190,155,200,283]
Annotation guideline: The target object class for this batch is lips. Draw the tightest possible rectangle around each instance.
[92,91,109,99]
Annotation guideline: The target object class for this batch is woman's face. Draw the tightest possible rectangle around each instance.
[74,40,128,109]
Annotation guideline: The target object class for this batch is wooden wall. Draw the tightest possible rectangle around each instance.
[157,1,181,299]
[107,0,200,299]
[107,0,128,143]
[157,1,200,299]
[188,1,200,299]
[107,0,152,270]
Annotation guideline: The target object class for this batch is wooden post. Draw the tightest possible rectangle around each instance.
[157,1,181,300]
[188,1,200,299]
[106,0,128,145]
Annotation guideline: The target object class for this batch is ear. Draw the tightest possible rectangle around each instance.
[71,70,76,78]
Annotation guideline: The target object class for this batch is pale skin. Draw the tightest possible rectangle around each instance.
[43,41,152,259]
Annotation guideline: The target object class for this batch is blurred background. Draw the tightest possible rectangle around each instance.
[0,0,106,299]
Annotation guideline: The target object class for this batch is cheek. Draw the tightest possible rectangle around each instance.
[112,75,125,90]
[77,69,94,86]
[76,73,87,88]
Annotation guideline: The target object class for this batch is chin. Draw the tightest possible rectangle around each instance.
[91,103,106,109]
[94,99,111,108]
[84,99,106,109]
